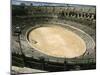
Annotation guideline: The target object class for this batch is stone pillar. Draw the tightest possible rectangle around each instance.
[77,13,80,18]
[67,12,70,17]
[63,58,69,71]
[64,11,67,17]
[80,13,83,18]
[87,13,90,19]
[74,12,78,18]
[39,56,45,70]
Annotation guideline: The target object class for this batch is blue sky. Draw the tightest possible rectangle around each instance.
[12,0,95,7]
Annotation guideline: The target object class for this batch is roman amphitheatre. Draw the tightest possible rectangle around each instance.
[12,1,96,74]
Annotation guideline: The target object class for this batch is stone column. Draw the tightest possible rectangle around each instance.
[77,13,80,18]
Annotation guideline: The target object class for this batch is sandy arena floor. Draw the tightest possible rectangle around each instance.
[28,25,86,58]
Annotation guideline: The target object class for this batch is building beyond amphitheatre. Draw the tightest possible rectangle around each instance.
[11,0,96,74]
